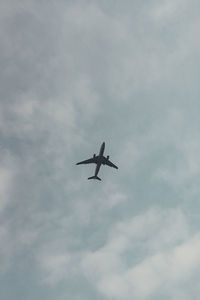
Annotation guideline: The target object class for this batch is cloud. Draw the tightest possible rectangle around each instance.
[150,109,200,197]
[0,149,18,214]
[35,182,126,286]
[0,1,200,299]
[38,251,71,285]
[0,164,14,213]
[150,0,187,20]
[81,207,200,299]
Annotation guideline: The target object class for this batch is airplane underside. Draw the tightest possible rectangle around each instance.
[76,142,118,181]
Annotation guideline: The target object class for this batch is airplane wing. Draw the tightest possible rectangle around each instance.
[105,159,118,169]
[76,157,95,165]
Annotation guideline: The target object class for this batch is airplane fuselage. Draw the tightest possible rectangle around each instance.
[99,142,105,157]
[94,142,105,177]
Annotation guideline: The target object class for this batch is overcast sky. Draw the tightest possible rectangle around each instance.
[1,0,200,299]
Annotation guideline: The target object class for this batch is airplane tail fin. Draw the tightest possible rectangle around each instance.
[88,176,101,181]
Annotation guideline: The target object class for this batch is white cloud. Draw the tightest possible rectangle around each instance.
[151,0,187,20]
[122,233,200,299]
[38,252,71,285]
[81,208,200,299]
[151,109,200,194]
[0,1,200,299]
[35,183,126,285]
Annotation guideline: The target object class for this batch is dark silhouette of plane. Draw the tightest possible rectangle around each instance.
[76,142,118,181]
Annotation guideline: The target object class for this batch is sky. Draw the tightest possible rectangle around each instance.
[1,0,200,299]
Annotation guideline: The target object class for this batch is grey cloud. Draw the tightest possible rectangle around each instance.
[1,0,200,299]
[81,208,200,300]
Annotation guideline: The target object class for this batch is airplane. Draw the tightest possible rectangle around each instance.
[76,142,118,181]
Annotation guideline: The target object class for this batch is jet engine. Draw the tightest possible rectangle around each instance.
[107,155,110,160]
[93,154,96,158]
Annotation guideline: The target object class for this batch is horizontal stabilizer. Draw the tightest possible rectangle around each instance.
[88,176,101,181]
